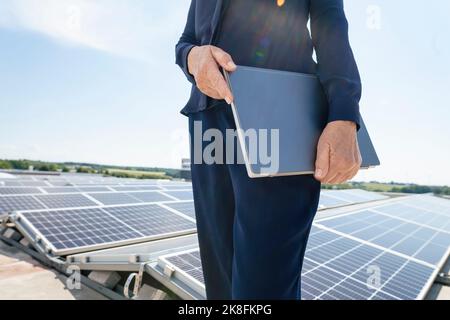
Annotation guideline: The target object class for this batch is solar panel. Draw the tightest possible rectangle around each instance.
[19,208,142,253]
[341,189,388,201]
[16,181,49,187]
[15,204,197,255]
[127,192,173,203]
[164,250,205,284]
[76,186,111,193]
[302,228,433,300]
[136,186,164,191]
[0,196,46,213]
[111,186,144,192]
[321,189,388,205]
[316,207,450,266]
[318,194,350,209]
[87,192,141,205]
[48,181,73,187]
[164,190,194,201]
[0,187,43,195]
[103,204,196,237]
[43,187,80,194]
[164,201,196,219]
[154,196,449,300]
[162,185,194,191]
[3,181,21,186]
[35,194,98,209]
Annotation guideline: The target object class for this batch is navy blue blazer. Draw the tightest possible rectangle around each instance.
[176,0,362,128]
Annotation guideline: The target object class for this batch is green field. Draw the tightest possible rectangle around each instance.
[105,169,170,180]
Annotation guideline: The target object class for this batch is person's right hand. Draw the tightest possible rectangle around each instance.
[187,45,237,104]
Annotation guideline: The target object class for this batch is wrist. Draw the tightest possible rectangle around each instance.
[187,46,199,76]
[328,120,357,131]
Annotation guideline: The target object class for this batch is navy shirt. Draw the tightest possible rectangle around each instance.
[176,0,362,128]
[216,0,316,74]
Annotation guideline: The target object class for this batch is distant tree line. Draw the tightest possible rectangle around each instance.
[391,185,450,195]
[322,181,449,196]
[103,170,171,180]
[0,159,182,180]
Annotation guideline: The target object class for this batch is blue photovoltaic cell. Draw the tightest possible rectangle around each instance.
[76,187,111,192]
[0,187,43,195]
[126,192,173,203]
[21,208,142,251]
[164,190,194,201]
[3,181,22,187]
[15,181,48,187]
[42,187,80,194]
[87,192,141,205]
[136,186,164,191]
[302,265,347,300]
[323,244,383,275]
[381,261,434,300]
[318,194,349,209]
[165,250,204,284]
[162,185,193,191]
[322,190,373,204]
[164,201,196,219]
[48,182,74,187]
[35,194,97,209]
[111,186,145,192]
[317,205,450,267]
[0,196,46,213]
[20,204,196,254]
[158,234,432,300]
[102,204,196,237]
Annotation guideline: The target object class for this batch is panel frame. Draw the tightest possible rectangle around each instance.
[12,202,197,256]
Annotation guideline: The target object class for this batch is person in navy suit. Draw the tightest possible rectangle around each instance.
[176,0,362,300]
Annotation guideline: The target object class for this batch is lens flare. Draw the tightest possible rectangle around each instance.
[277,0,285,7]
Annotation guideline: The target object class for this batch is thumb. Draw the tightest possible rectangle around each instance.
[315,142,330,181]
[211,46,237,72]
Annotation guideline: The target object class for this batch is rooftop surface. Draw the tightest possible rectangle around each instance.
[0,239,106,300]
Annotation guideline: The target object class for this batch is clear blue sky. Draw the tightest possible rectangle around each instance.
[0,0,449,185]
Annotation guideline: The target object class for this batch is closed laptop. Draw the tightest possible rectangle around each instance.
[224,66,380,178]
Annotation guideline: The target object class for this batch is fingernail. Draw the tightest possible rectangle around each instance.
[225,97,232,105]
[228,62,236,69]
[315,169,323,178]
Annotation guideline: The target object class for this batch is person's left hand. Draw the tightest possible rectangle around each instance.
[314,121,362,184]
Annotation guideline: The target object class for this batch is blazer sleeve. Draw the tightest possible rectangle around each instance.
[310,0,362,129]
[176,0,199,84]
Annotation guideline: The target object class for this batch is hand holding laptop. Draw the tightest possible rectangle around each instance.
[188,47,373,183]
[314,120,362,184]
[187,45,236,104]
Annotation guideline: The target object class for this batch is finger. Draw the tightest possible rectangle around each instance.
[314,142,330,181]
[211,47,237,72]
[328,172,348,185]
[206,68,234,104]
[323,171,340,184]
[348,165,360,181]
[331,162,358,184]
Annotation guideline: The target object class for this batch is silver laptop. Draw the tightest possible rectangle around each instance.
[224,66,380,178]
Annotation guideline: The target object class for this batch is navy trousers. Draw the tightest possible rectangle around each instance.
[189,104,321,300]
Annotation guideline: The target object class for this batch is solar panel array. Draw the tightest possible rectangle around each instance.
[0,190,192,215]
[0,187,386,217]
[156,195,450,300]
[3,173,446,300]
[17,203,197,255]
